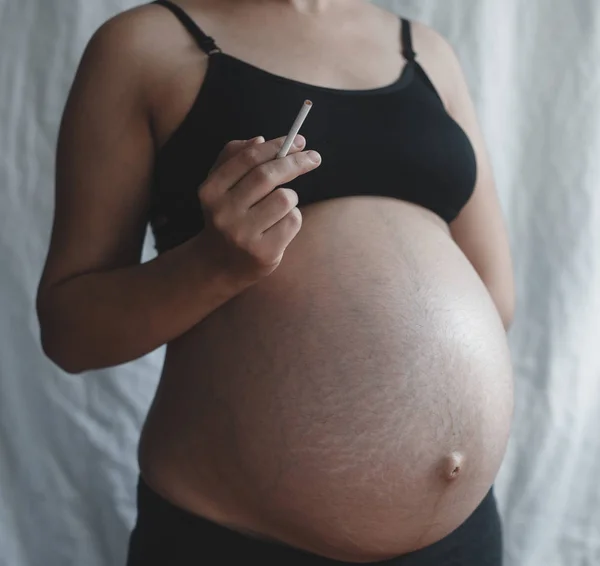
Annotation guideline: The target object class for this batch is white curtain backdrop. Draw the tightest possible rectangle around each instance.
[1,0,599,565]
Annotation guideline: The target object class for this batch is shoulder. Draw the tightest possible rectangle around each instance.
[82,4,202,89]
[367,2,465,111]
[409,21,456,56]
[77,3,206,111]
[409,20,462,73]
[409,21,468,110]
[86,4,171,64]
[366,5,465,109]
[366,2,457,59]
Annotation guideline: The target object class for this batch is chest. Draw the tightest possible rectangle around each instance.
[150,63,476,251]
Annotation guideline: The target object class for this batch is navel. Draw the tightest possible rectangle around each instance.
[441,451,465,481]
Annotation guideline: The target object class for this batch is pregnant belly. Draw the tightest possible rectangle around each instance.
[139,197,514,562]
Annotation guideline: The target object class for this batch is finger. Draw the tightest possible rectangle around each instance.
[209,137,264,174]
[249,188,299,233]
[260,207,303,255]
[203,135,307,199]
[230,150,321,210]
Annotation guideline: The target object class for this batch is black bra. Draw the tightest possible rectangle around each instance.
[149,0,477,253]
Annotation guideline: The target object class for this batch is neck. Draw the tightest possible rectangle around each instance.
[289,0,332,11]
[237,0,339,14]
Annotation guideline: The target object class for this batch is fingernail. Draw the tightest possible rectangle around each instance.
[307,150,321,164]
[293,135,305,148]
[249,136,265,144]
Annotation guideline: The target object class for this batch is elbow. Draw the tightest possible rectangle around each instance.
[482,279,515,331]
[37,298,89,375]
[494,288,516,331]
[500,304,515,331]
[39,327,88,375]
[502,283,517,331]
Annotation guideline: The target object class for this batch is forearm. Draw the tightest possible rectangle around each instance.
[37,233,247,374]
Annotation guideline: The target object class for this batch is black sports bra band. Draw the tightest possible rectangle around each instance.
[153,0,221,55]
[401,18,416,62]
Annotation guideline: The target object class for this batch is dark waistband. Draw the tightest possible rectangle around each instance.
[130,477,502,566]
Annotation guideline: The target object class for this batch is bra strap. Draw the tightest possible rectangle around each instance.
[401,19,416,61]
[153,0,221,55]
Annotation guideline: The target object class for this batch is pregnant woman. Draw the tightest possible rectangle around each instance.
[37,0,515,564]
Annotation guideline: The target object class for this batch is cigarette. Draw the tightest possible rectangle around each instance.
[276,100,313,158]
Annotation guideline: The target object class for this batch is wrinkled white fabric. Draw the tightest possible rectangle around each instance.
[0,1,598,565]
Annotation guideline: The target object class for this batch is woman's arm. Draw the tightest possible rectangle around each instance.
[414,23,516,329]
[36,10,244,374]
[37,8,318,375]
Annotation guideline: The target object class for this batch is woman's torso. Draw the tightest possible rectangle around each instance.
[136,0,514,560]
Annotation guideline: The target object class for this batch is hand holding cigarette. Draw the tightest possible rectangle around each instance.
[197,134,322,282]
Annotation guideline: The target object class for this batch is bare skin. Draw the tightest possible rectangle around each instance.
[37,0,515,561]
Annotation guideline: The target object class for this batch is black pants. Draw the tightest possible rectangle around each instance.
[127,477,503,565]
